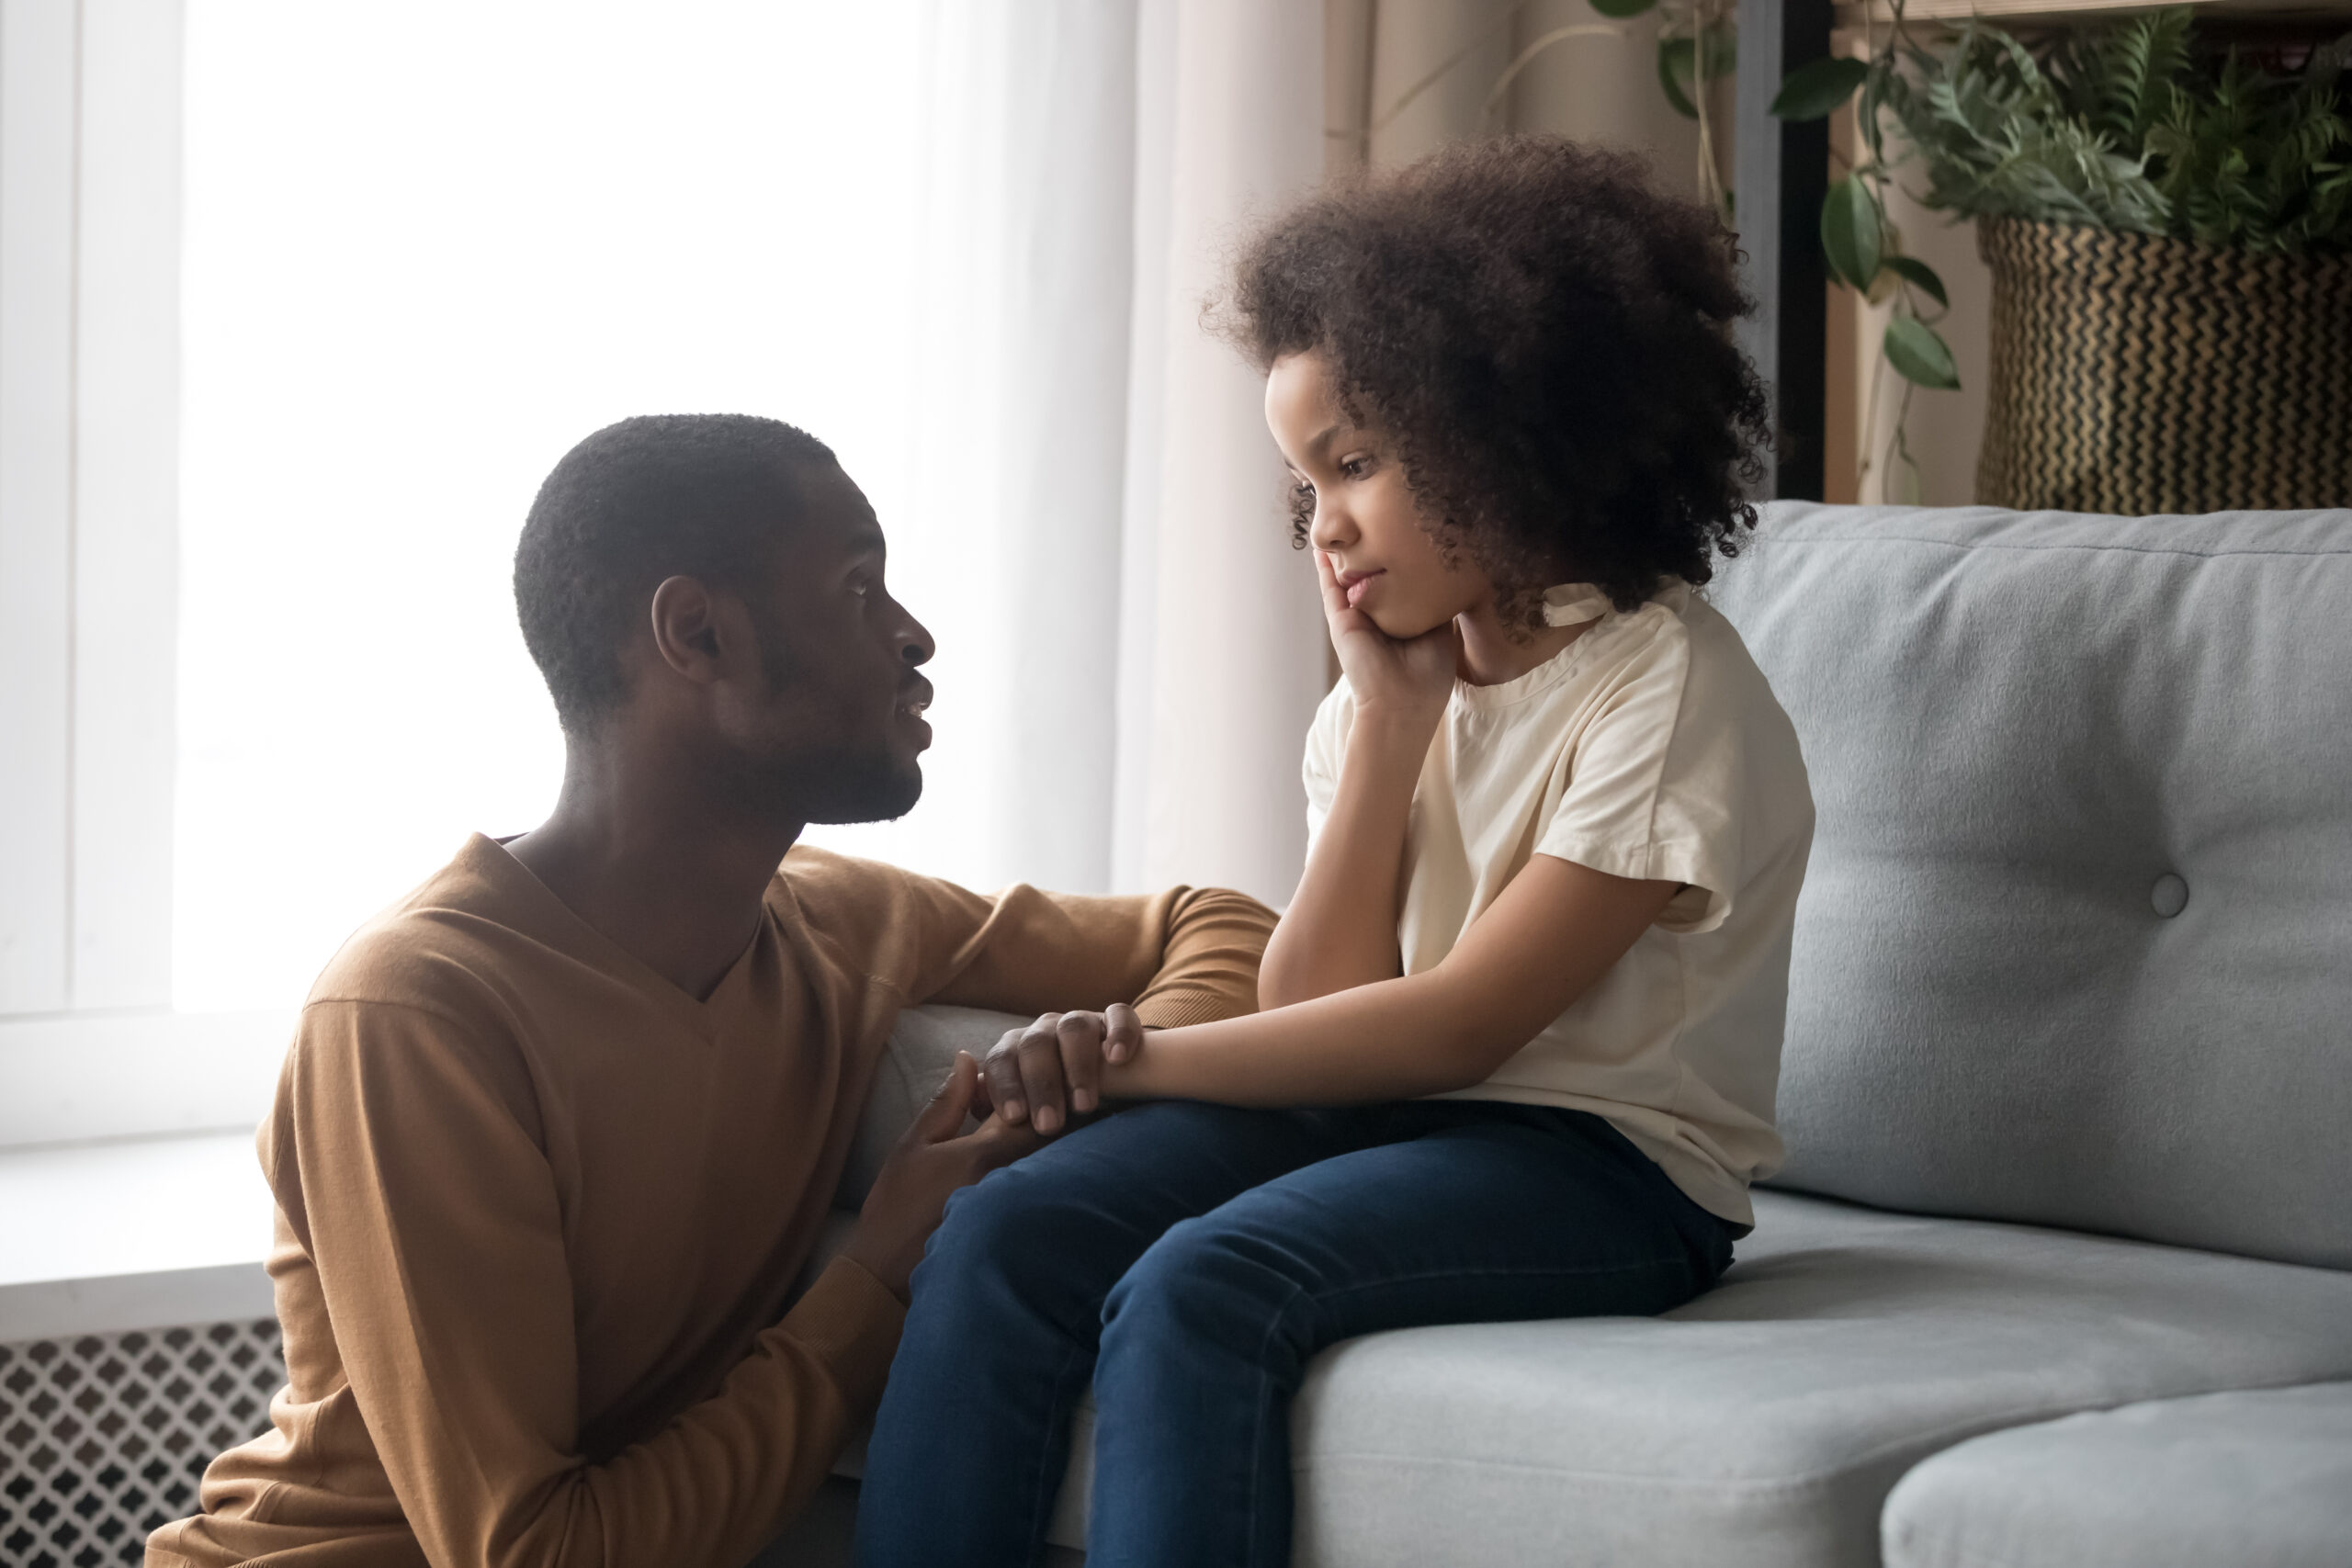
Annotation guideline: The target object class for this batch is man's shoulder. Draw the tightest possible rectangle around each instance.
[303,837,538,1022]
[769,843,1012,1004]
[770,843,959,943]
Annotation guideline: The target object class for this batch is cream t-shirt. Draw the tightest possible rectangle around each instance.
[1304,581,1814,1227]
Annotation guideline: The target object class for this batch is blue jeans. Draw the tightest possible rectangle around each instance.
[854,1099,1736,1568]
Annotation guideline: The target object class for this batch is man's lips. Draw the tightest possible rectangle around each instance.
[1338,568,1385,609]
[896,679,933,730]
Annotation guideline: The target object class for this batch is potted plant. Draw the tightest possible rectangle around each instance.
[1606,1,2352,509]
[1874,11,2352,511]
[1778,6,2352,511]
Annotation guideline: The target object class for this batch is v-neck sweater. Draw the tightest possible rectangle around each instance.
[148,835,1273,1568]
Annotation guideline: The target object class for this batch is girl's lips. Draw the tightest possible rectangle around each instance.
[1340,569,1385,608]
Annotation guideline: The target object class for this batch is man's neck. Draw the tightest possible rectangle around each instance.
[506,742,802,1002]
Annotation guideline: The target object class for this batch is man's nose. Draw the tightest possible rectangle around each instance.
[895,604,935,668]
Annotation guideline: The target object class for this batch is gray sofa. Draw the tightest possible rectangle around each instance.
[810,502,2352,1567]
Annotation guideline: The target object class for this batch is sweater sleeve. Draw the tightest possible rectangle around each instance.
[780,849,1276,1030]
[924,882,1276,1029]
[278,998,897,1568]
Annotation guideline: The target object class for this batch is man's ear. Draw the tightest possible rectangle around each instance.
[648,575,738,686]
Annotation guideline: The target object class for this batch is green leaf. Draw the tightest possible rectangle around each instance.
[1771,57,1870,121]
[1884,315,1961,389]
[1820,175,1883,289]
[1657,33,1736,119]
[1589,0,1658,16]
[1881,254,1950,307]
[1658,38,1700,118]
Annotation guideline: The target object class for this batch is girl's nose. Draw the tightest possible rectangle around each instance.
[1309,502,1353,553]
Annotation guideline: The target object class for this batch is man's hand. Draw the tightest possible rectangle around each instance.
[978,1005,1144,1134]
[843,1052,1035,1302]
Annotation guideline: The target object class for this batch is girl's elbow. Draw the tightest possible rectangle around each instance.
[1255,967,1304,1013]
[1421,1033,1524,1095]
[1417,997,1546,1092]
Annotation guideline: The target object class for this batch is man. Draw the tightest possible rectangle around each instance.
[148,414,1274,1568]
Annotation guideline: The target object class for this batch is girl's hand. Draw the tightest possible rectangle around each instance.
[1315,548,1455,731]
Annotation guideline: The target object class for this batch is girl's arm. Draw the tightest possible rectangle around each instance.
[1108,853,1681,1106]
[1257,550,1457,1009]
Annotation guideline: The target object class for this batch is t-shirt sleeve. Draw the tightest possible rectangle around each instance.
[1534,615,1746,935]
[1301,679,1353,850]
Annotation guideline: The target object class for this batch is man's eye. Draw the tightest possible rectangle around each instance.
[847,576,872,597]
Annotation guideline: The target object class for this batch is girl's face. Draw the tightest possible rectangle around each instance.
[1265,350,1491,639]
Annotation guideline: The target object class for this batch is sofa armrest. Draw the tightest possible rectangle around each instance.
[836,1004,1031,1209]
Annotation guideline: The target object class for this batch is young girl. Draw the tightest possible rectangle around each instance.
[855,136,1812,1568]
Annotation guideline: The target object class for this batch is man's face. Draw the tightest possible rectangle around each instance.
[720,460,935,826]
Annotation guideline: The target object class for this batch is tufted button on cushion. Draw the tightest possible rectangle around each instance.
[1711,504,2352,1271]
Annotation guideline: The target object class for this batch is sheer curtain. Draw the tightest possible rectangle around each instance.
[174,0,1328,1015]
[828,0,1329,908]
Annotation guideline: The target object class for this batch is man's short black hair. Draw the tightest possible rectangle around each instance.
[514,413,837,733]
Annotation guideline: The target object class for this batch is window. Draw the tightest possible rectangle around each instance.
[1,1,977,1141]
[4,1,1322,1151]
[175,2,933,1012]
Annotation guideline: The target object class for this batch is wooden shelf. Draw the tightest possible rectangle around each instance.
[1837,0,2352,27]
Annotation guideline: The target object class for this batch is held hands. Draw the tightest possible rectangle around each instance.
[978,1004,1144,1135]
[1314,548,1455,732]
[843,1051,1037,1302]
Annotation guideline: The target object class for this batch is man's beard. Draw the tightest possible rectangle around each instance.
[726,739,922,827]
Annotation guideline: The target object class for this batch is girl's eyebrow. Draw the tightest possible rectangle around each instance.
[1304,423,1347,457]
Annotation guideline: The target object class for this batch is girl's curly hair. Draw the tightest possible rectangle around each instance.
[1217,135,1771,621]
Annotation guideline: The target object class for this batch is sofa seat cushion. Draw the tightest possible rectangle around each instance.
[1083,1189,2352,1568]
[834,1010,2352,1563]
[1881,1382,2352,1568]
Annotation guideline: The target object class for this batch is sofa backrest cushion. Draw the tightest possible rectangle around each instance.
[1708,504,2352,1270]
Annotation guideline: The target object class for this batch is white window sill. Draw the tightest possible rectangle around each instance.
[0,1009,290,1146]
[0,1130,276,1341]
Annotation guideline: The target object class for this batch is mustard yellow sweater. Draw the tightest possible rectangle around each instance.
[149,834,1272,1568]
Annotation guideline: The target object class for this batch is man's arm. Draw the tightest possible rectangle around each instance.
[779,846,1272,1032]
[778,847,1274,1134]
[922,882,1274,1131]
[278,1000,1015,1568]
[920,881,1276,1028]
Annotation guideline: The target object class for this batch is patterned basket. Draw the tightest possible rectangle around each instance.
[1975,215,2352,513]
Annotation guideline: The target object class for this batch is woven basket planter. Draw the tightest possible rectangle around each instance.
[1975,215,2352,513]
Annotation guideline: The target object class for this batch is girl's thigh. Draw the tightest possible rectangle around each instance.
[1114,1108,1733,1340]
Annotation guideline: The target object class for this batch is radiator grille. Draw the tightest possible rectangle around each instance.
[0,1320,283,1568]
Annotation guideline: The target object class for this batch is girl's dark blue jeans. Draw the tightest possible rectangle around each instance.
[853,1098,1736,1568]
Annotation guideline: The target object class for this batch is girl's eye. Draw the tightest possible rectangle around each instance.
[1338,455,1373,480]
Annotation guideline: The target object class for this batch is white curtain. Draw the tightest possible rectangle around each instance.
[839,0,1328,909]
[161,1,1329,1015]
